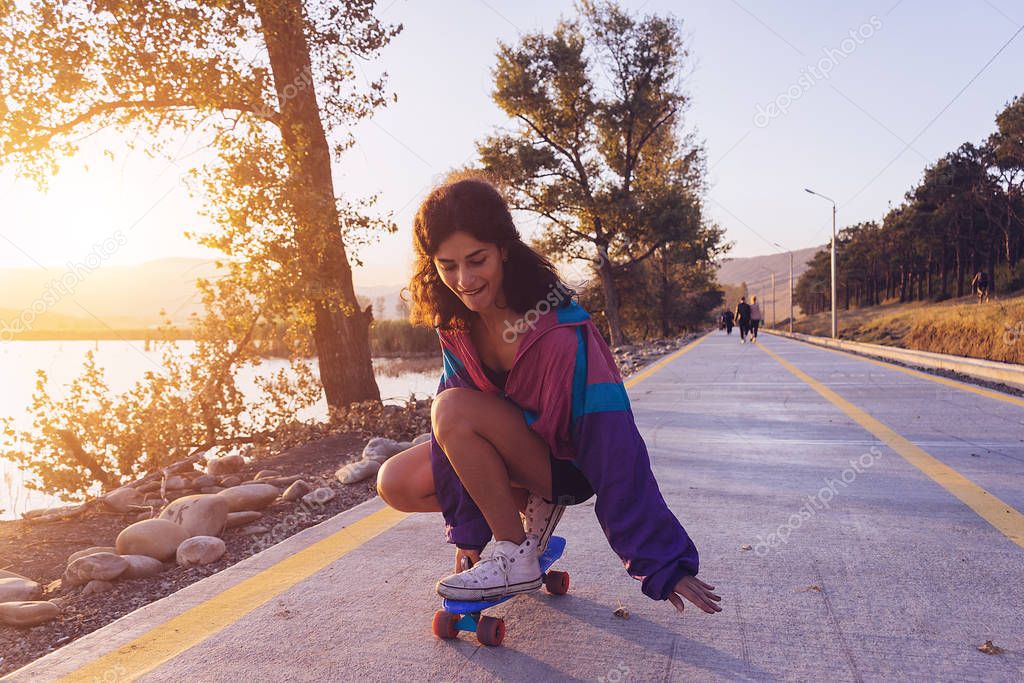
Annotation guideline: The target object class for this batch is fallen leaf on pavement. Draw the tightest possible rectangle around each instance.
[977,640,1004,655]
[740,544,752,551]
[613,606,630,619]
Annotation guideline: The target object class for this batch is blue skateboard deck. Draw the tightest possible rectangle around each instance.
[433,536,569,646]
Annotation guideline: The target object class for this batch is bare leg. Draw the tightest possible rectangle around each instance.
[376,441,440,513]
[377,439,533,515]
[432,388,552,544]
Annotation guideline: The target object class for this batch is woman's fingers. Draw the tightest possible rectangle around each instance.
[673,583,723,614]
[668,592,685,613]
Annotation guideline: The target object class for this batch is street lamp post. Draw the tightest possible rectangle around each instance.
[788,250,794,333]
[804,188,837,339]
[772,241,795,334]
[754,265,776,329]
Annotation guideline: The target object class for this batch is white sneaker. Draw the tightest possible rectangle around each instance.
[521,494,565,555]
[436,535,542,601]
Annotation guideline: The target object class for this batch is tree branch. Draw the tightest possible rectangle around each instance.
[23,97,278,151]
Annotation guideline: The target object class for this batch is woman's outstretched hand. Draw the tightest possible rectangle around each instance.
[668,575,722,614]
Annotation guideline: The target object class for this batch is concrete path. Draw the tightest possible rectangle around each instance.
[5,332,1023,682]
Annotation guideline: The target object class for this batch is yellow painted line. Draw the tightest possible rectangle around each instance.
[768,331,1024,408]
[59,334,707,679]
[626,332,711,388]
[758,342,1024,550]
[60,506,408,681]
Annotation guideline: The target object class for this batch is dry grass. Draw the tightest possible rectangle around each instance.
[793,293,1024,365]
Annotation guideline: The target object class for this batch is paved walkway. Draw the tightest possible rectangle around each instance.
[5,332,1024,682]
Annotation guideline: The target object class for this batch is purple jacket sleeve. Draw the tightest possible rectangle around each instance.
[429,373,492,551]
[573,410,700,600]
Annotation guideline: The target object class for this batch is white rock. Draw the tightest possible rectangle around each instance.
[192,474,218,488]
[176,536,226,567]
[63,552,129,587]
[159,494,230,537]
[301,487,336,506]
[282,480,312,502]
[238,524,269,536]
[0,600,60,627]
[225,511,263,529]
[412,432,431,445]
[0,577,42,603]
[336,458,381,484]
[216,483,280,512]
[164,475,188,490]
[116,519,189,562]
[361,437,405,463]
[67,546,119,565]
[120,555,166,579]
[207,454,245,476]
[103,486,144,512]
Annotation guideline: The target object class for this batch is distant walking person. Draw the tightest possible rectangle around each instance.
[722,309,734,335]
[749,296,762,342]
[971,270,990,304]
[735,296,751,343]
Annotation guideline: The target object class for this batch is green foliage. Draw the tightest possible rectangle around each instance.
[2,283,325,501]
[370,320,440,355]
[796,94,1024,314]
[0,0,403,409]
[476,0,726,344]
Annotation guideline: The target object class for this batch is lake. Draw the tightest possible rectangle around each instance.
[0,340,441,520]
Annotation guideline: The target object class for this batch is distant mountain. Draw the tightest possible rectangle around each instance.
[717,246,821,288]
[716,246,823,322]
[0,258,408,334]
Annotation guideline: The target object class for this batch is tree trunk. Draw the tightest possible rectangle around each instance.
[256,0,380,408]
[596,244,626,346]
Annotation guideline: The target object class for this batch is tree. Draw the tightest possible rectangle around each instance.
[986,94,1024,268]
[0,0,401,408]
[478,0,712,345]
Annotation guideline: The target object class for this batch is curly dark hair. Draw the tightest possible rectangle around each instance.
[408,176,574,330]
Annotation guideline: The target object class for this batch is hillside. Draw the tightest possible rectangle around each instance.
[792,293,1024,365]
[716,246,821,287]
[0,258,407,336]
[716,245,822,322]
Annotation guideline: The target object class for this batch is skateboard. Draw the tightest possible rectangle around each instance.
[431,535,569,647]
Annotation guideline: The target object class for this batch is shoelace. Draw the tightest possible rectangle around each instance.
[466,548,509,593]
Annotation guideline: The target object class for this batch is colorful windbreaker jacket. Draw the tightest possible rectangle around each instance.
[429,301,700,601]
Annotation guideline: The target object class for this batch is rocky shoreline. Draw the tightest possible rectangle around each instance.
[0,331,700,676]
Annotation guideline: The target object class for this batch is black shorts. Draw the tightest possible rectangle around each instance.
[548,453,594,505]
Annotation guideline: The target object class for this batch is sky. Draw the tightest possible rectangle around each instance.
[1,0,1022,287]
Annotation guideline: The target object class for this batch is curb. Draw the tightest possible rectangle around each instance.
[764,329,1024,391]
[1,496,392,681]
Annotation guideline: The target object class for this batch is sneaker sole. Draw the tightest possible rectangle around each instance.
[436,576,543,602]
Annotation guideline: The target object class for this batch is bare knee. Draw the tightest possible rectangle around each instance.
[376,455,422,512]
[431,388,477,448]
[375,442,436,513]
[376,457,401,508]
